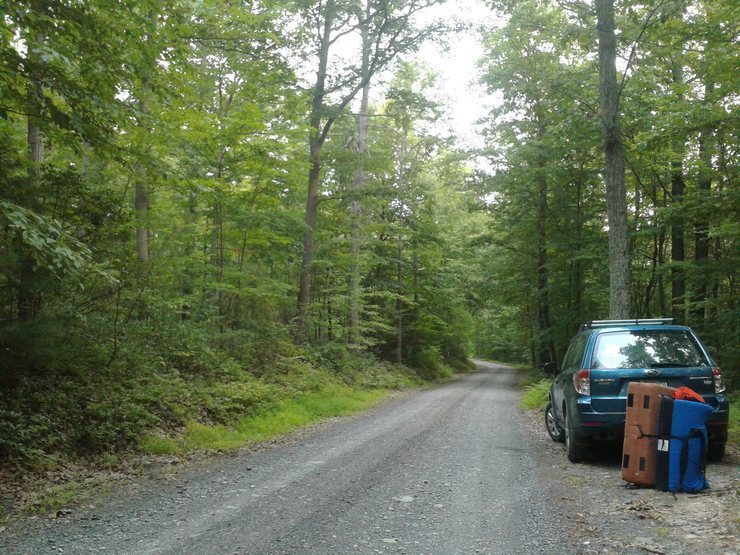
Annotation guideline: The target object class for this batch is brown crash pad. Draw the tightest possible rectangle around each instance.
[621,382,676,486]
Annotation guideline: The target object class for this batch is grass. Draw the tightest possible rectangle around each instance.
[654,527,670,538]
[25,481,83,514]
[519,378,551,410]
[142,384,390,455]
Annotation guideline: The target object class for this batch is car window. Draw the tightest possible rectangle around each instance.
[562,333,588,371]
[590,330,707,369]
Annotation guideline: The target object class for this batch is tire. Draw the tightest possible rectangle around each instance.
[564,408,589,463]
[707,440,726,463]
[545,402,565,443]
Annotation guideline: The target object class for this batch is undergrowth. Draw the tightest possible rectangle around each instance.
[519,379,551,410]
[142,385,389,454]
[728,394,739,449]
[0,325,466,471]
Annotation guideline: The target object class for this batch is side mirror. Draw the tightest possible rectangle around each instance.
[543,362,558,376]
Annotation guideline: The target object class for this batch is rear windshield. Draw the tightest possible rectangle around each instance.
[591,330,707,369]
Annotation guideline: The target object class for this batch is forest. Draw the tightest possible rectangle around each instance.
[0,0,737,471]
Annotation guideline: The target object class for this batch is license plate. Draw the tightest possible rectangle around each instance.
[644,380,668,387]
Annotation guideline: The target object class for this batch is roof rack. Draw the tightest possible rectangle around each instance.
[580,318,674,330]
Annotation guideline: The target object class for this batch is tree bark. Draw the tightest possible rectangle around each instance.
[535,115,556,365]
[296,2,333,340]
[297,140,323,338]
[395,229,403,364]
[669,48,686,321]
[691,79,714,324]
[17,9,45,322]
[596,0,631,318]
[349,5,371,345]
[134,161,150,265]
[134,70,153,269]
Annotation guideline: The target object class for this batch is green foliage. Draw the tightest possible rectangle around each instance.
[0,199,93,280]
[519,379,551,410]
[24,481,83,515]
[410,346,454,381]
[729,396,739,450]
[0,0,478,473]
[5,0,732,480]
[200,378,273,425]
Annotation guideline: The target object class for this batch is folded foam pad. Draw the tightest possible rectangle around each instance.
[621,382,676,486]
[655,397,712,493]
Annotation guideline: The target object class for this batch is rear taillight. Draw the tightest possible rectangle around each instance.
[713,367,726,394]
[573,369,591,396]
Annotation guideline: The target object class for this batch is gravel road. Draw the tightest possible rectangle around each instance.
[2,360,736,554]
[0,361,575,554]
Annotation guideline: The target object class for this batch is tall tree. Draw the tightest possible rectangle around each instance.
[17,0,46,321]
[595,0,631,318]
[295,0,447,339]
[348,1,372,346]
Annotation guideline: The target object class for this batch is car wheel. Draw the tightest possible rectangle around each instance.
[707,440,725,462]
[564,409,588,463]
[545,402,565,443]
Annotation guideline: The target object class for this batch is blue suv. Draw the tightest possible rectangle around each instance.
[544,319,729,463]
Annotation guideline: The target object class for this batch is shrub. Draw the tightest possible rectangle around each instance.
[200,378,273,424]
[411,346,453,381]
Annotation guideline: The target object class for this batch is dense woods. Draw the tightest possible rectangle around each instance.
[476,0,737,370]
[0,0,736,469]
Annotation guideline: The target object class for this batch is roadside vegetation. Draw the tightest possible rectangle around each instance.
[728,394,740,449]
[0,342,466,472]
[519,378,551,411]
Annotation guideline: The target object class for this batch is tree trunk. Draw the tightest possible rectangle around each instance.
[349,5,371,345]
[535,116,556,365]
[691,80,714,324]
[669,56,686,322]
[596,0,631,318]
[17,12,45,322]
[395,229,403,365]
[568,163,585,319]
[134,8,161,269]
[134,74,152,270]
[297,3,333,340]
[394,131,410,365]
[134,163,150,265]
[181,188,197,320]
[297,142,322,337]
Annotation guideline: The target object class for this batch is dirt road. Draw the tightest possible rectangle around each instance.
[0,361,573,554]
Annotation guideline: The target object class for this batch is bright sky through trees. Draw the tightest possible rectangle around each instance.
[413,0,502,149]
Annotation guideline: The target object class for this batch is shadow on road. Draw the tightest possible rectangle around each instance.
[586,440,623,468]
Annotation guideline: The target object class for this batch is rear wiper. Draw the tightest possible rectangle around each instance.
[647,362,693,368]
